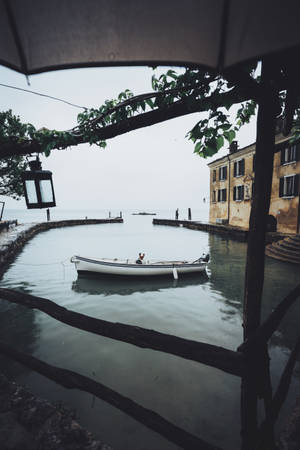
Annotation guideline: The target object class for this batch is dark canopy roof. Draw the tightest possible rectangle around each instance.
[1,0,300,75]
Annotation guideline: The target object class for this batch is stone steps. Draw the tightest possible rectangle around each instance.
[266,234,300,264]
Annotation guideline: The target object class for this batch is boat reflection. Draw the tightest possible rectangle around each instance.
[72,272,209,296]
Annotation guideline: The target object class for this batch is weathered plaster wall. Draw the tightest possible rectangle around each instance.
[209,162,229,223]
[208,136,300,234]
[229,152,254,229]
[269,152,300,234]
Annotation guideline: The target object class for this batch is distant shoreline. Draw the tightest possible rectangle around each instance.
[132,212,156,216]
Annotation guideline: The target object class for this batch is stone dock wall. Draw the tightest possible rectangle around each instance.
[0,218,123,278]
[152,218,292,244]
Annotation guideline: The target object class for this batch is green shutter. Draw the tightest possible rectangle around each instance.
[293,175,299,196]
[279,177,284,197]
[241,159,245,175]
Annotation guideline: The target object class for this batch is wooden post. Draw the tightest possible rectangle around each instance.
[241,58,279,450]
[188,208,192,220]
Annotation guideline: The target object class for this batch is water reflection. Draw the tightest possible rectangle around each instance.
[72,272,209,296]
[207,234,300,360]
[0,282,40,378]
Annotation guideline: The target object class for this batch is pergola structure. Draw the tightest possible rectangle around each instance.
[1,1,300,449]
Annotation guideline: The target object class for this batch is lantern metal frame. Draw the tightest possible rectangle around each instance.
[22,158,56,209]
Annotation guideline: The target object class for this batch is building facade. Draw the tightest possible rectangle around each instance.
[208,135,300,234]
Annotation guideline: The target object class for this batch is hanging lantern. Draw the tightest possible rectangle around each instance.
[22,157,56,209]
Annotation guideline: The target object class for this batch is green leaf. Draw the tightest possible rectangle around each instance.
[194,141,202,153]
[228,130,236,143]
[224,129,236,143]
[220,124,231,130]
[145,98,154,109]
[216,136,224,150]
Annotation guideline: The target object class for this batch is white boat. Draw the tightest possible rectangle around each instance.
[70,255,209,279]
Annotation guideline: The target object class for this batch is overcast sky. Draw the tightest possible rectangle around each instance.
[0,65,257,211]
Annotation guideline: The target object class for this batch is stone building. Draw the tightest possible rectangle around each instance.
[208,133,300,234]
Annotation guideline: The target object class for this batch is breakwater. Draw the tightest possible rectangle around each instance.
[0,218,123,277]
[152,218,292,243]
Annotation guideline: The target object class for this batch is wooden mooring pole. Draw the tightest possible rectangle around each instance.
[241,58,279,450]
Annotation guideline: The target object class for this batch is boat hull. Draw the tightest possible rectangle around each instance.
[71,256,207,277]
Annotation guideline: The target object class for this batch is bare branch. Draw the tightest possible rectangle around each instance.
[0,288,244,376]
[0,340,222,450]
[238,282,300,353]
[255,336,300,450]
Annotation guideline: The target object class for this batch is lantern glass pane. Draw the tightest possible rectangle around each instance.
[39,179,54,203]
[25,180,38,204]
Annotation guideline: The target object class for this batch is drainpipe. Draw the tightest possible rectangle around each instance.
[297,192,300,234]
[227,155,231,223]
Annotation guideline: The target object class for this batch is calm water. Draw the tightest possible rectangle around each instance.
[0,210,299,449]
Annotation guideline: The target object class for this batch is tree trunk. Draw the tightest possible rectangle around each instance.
[241,58,278,450]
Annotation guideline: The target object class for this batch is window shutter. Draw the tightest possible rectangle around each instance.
[224,166,227,180]
[234,162,237,177]
[241,159,245,175]
[279,177,284,197]
[224,189,227,201]
[252,154,256,172]
[293,175,299,196]
[241,185,244,200]
[219,167,221,179]
[233,186,236,200]
[280,149,285,165]
[218,190,220,202]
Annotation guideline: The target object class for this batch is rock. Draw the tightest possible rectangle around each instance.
[0,411,34,450]
[0,373,113,450]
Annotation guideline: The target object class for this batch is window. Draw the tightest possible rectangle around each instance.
[219,165,227,181]
[233,185,244,201]
[212,190,216,203]
[218,188,227,202]
[212,170,216,182]
[233,159,245,177]
[280,144,299,165]
[279,175,299,197]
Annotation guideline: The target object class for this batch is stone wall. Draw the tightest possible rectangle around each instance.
[152,218,292,243]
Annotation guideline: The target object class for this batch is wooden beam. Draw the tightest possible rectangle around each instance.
[0,288,244,377]
[0,340,221,450]
[241,58,279,450]
[255,336,300,450]
[0,88,252,159]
